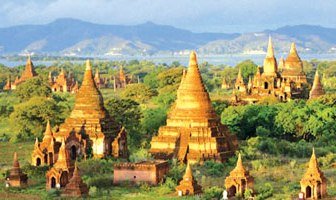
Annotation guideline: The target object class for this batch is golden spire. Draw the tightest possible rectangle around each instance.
[85,59,91,71]
[266,36,274,58]
[290,42,297,54]
[183,162,193,181]
[43,120,53,141]
[53,137,70,169]
[34,138,39,149]
[236,153,244,170]
[13,152,19,168]
[310,70,325,99]
[308,148,318,170]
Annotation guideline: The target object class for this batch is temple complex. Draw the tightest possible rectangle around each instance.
[300,148,327,199]
[233,38,308,103]
[221,78,230,90]
[112,66,134,90]
[4,56,38,90]
[94,68,109,89]
[6,152,28,187]
[62,162,89,197]
[52,60,127,159]
[113,160,169,185]
[150,51,237,163]
[50,69,78,93]
[46,138,73,190]
[175,162,202,196]
[309,70,325,99]
[225,153,254,197]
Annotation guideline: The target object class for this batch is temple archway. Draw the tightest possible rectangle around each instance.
[51,177,56,188]
[229,185,237,197]
[306,186,312,198]
[36,157,41,166]
[70,145,77,160]
[60,171,68,187]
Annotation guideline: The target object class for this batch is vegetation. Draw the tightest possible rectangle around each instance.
[0,58,336,199]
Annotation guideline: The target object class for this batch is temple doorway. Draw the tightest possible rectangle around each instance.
[264,82,269,89]
[51,177,56,188]
[70,145,77,160]
[36,158,41,166]
[48,153,53,166]
[60,172,68,187]
[229,185,237,197]
[44,154,48,164]
[306,186,312,198]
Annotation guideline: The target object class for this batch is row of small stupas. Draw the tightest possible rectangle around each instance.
[3,57,136,91]
[231,37,325,103]
[8,147,327,199]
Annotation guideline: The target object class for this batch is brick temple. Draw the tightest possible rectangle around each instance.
[49,68,78,93]
[150,51,237,163]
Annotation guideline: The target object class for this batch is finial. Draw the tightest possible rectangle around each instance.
[189,51,198,66]
[266,35,274,57]
[290,42,297,54]
[85,60,91,71]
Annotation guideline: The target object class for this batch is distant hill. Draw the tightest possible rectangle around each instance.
[0,18,335,55]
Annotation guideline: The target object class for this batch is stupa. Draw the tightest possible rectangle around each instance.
[54,60,127,159]
[309,70,325,99]
[225,153,254,197]
[175,162,202,196]
[300,148,327,199]
[150,51,237,163]
[62,162,89,197]
[6,152,28,187]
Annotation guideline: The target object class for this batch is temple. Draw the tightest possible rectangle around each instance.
[233,38,308,103]
[113,160,169,185]
[4,56,38,90]
[50,69,78,93]
[31,120,59,166]
[300,148,327,199]
[62,162,89,197]
[175,162,202,196]
[52,60,127,159]
[150,51,237,163]
[309,70,325,99]
[6,152,28,187]
[94,68,109,89]
[221,78,230,90]
[46,138,73,190]
[112,66,134,90]
[225,153,254,197]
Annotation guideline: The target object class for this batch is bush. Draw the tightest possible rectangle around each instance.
[203,160,225,176]
[256,183,273,200]
[203,186,223,200]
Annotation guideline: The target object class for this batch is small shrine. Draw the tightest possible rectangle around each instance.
[62,162,89,197]
[6,152,28,187]
[175,162,202,196]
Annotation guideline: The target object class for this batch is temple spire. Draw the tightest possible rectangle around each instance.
[308,148,318,169]
[235,153,245,171]
[184,162,193,181]
[43,120,53,138]
[266,36,274,58]
[85,60,91,71]
[309,70,325,99]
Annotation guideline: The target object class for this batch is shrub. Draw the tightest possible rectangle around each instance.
[203,186,223,200]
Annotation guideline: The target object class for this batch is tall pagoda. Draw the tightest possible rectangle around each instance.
[150,51,237,163]
[8,56,38,90]
[54,60,127,159]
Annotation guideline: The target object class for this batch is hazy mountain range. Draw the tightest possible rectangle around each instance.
[0,18,336,56]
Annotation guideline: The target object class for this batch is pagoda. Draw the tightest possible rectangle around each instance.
[46,138,73,190]
[175,162,202,196]
[221,78,230,90]
[225,153,254,197]
[300,148,327,199]
[31,120,59,166]
[113,66,134,90]
[6,152,28,187]
[50,68,77,93]
[150,51,237,163]
[11,56,38,89]
[234,67,247,93]
[3,76,11,90]
[62,162,89,197]
[309,70,325,99]
[54,60,127,159]
[94,68,108,89]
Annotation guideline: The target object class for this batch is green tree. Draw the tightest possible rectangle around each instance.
[235,60,258,82]
[121,83,157,103]
[14,77,51,101]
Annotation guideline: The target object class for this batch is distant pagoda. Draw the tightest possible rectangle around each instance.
[309,70,325,99]
[150,51,237,163]
[62,162,89,197]
[4,56,38,90]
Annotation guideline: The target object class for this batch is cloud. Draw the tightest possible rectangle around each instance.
[0,0,335,32]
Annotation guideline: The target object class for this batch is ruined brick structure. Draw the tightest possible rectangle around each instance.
[113,160,169,185]
[6,152,28,187]
[62,162,89,197]
[50,69,78,93]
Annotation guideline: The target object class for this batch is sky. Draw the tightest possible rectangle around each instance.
[0,0,336,33]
